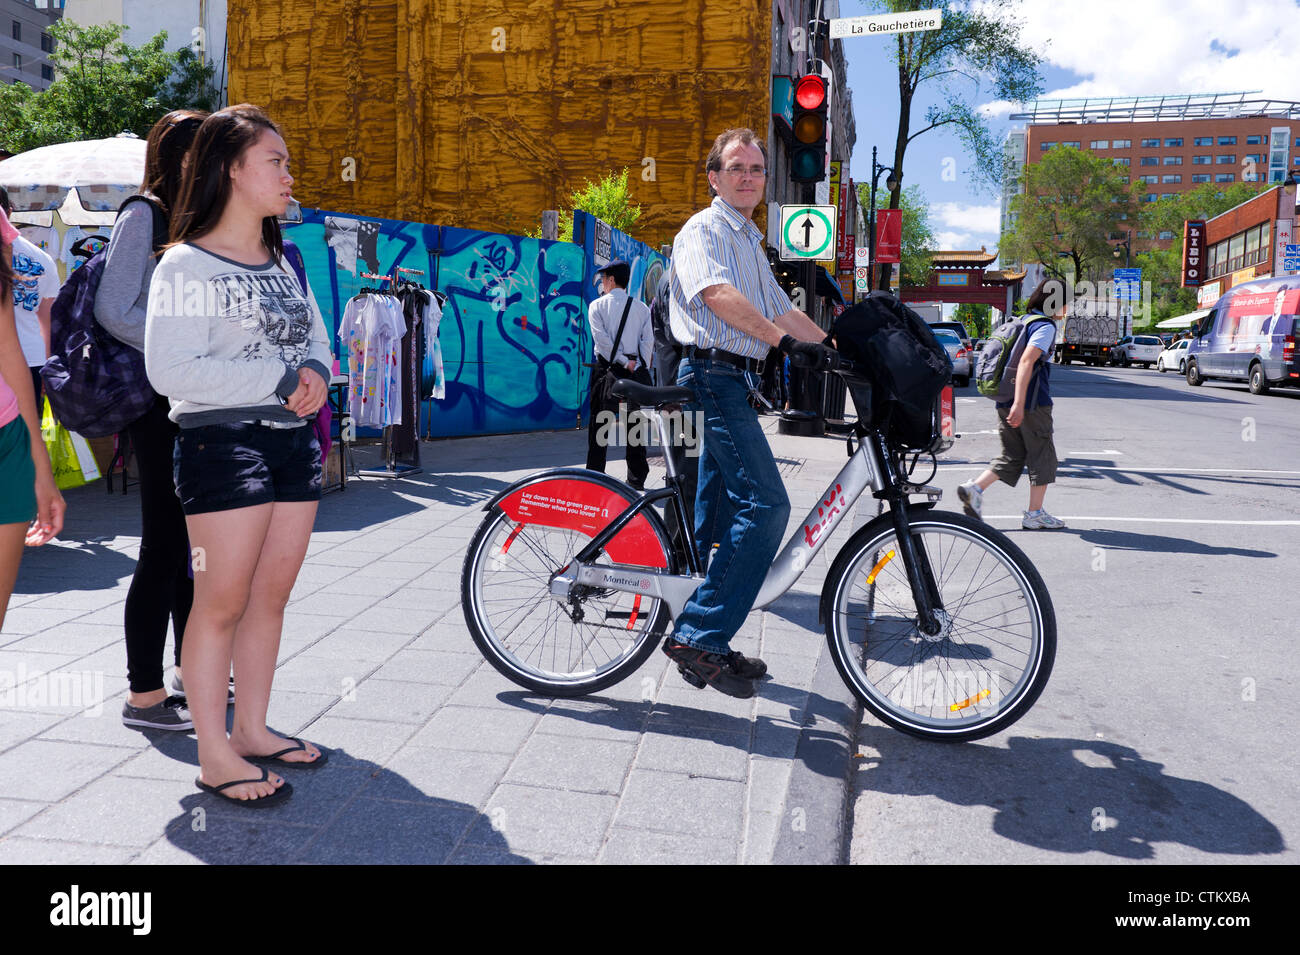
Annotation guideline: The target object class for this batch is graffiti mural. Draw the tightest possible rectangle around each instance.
[437,226,586,436]
[285,210,587,438]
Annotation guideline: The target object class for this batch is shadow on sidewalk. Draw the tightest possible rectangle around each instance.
[313,472,511,531]
[498,688,852,781]
[161,744,531,864]
[852,728,1285,860]
[12,538,137,594]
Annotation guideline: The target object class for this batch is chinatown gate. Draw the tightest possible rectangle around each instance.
[899,250,1026,319]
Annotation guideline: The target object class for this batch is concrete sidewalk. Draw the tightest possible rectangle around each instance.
[0,419,871,864]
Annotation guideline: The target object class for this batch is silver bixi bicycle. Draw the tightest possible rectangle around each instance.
[460,363,1056,742]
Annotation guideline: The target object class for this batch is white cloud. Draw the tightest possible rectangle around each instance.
[977,0,1300,107]
[934,202,1001,234]
[933,229,976,249]
[926,203,1001,250]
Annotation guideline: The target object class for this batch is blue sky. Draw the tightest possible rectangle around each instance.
[838,0,1300,254]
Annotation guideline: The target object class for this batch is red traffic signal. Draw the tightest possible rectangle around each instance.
[791,75,829,183]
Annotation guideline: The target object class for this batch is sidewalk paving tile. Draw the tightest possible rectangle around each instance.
[0,738,135,801]
[635,725,751,781]
[13,776,199,847]
[0,798,50,837]
[318,678,453,725]
[613,769,745,842]
[406,704,538,754]
[600,825,739,865]
[371,745,513,807]
[0,837,139,864]
[161,816,322,865]
[298,628,412,662]
[295,796,479,864]
[369,649,481,686]
[502,734,637,795]
[298,715,419,768]
[462,784,618,860]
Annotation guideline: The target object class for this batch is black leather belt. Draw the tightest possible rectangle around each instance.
[682,345,766,374]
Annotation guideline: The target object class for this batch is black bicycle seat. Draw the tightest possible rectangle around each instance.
[610,380,695,406]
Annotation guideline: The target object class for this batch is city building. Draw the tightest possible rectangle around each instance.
[1000,92,1300,265]
[1,0,62,90]
[1195,181,1299,307]
[224,0,857,255]
[62,0,228,103]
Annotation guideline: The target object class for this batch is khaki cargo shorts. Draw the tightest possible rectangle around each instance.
[990,404,1058,487]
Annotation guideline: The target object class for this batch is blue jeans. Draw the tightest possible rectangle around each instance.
[672,358,790,652]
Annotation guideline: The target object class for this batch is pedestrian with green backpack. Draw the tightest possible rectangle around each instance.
[959,277,1067,530]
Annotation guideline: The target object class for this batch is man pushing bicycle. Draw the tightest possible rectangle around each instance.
[663,127,836,698]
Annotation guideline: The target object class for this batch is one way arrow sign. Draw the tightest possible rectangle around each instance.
[779,204,837,262]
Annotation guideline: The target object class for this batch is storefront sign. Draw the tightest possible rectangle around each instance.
[1181,219,1205,286]
[1196,280,1222,307]
[937,273,969,286]
[1275,219,1293,277]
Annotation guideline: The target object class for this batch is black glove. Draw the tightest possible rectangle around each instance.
[779,334,840,371]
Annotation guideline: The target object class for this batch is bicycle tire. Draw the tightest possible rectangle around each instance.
[823,508,1055,742]
[461,472,678,696]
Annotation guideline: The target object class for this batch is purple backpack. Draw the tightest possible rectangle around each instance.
[41,196,166,438]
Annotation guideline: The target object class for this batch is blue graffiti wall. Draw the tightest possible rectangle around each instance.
[285,209,587,438]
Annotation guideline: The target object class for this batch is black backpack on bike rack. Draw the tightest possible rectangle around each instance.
[831,291,953,453]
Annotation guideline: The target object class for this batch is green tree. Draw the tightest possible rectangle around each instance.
[855,182,935,286]
[551,169,642,242]
[897,185,936,286]
[1133,180,1267,325]
[0,20,217,154]
[872,0,1042,289]
[953,302,992,338]
[999,145,1139,284]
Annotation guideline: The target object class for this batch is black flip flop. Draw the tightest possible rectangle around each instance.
[250,737,328,769]
[195,767,293,808]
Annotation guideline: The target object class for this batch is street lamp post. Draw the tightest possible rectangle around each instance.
[867,145,898,291]
[1113,229,1132,331]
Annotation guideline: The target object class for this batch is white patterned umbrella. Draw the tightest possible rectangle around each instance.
[0,133,146,213]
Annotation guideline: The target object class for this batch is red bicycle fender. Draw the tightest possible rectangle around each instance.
[497,478,668,568]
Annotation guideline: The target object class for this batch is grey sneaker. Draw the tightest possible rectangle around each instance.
[122,695,193,731]
[172,673,234,705]
[1022,509,1066,530]
[957,482,983,520]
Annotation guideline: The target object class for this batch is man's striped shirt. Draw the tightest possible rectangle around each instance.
[669,197,792,359]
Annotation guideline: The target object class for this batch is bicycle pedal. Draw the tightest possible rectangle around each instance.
[677,665,707,689]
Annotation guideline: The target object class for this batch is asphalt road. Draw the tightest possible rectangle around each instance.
[847,361,1298,865]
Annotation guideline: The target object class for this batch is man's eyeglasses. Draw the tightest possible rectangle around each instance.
[721,165,766,177]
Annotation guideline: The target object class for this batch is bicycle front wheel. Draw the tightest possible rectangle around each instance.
[824,509,1055,742]
[462,473,677,697]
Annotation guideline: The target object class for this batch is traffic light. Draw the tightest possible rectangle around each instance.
[791,74,829,183]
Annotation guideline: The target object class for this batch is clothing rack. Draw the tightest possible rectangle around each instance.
[358,266,428,478]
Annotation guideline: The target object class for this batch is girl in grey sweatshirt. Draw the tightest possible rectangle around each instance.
[145,104,330,807]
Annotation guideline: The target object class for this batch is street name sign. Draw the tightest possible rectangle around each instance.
[829,9,942,39]
[780,205,837,262]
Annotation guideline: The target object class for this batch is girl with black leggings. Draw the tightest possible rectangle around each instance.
[96,110,209,729]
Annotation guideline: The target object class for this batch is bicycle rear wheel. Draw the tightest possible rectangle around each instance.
[461,473,677,696]
[824,508,1055,742]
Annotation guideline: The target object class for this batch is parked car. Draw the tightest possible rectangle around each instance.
[932,328,971,387]
[1155,338,1191,374]
[928,320,973,350]
[1112,334,1164,368]
[1186,276,1300,394]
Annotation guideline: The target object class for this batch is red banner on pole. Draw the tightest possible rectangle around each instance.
[876,209,901,263]
[838,234,855,274]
